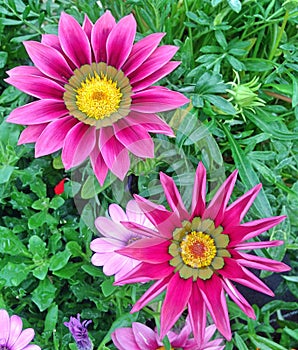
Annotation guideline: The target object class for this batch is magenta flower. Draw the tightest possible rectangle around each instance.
[90,200,157,282]
[64,314,92,350]
[114,163,290,342]
[5,11,188,185]
[0,309,40,350]
[111,321,224,350]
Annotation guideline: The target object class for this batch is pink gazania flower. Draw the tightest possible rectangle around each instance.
[5,11,188,185]
[111,320,224,350]
[90,200,157,282]
[0,309,41,350]
[114,162,290,342]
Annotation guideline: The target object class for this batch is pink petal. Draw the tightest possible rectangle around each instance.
[108,203,128,223]
[102,254,133,277]
[12,328,34,350]
[7,315,23,347]
[227,215,286,244]
[160,274,193,339]
[18,124,47,145]
[233,240,284,250]
[220,258,274,296]
[117,239,171,264]
[82,14,93,40]
[41,34,61,51]
[99,126,130,180]
[90,237,123,253]
[203,170,238,226]
[7,99,68,125]
[235,251,290,272]
[222,184,262,228]
[35,116,77,157]
[91,10,116,63]
[62,122,96,169]
[120,221,160,239]
[222,277,256,319]
[90,140,109,186]
[191,162,207,219]
[132,323,157,349]
[111,328,139,350]
[160,172,190,221]
[129,46,178,84]
[106,14,136,69]
[6,66,44,77]
[125,111,174,137]
[0,309,10,343]
[132,61,180,92]
[130,275,172,312]
[197,275,231,341]
[113,119,154,158]
[122,33,165,76]
[131,86,189,113]
[115,262,173,285]
[24,41,73,83]
[5,75,65,100]
[58,12,91,68]
[94,217,130,240]
[134,194,181,238]
[188,282,206,347]
[22,346,41,350]
[126,200,156,228]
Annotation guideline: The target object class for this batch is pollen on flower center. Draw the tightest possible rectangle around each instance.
[156,347,174,350]
[180,231,216,268]
[75,72,122,120]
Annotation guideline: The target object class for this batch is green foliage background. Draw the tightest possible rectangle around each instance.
[0,0,297,349]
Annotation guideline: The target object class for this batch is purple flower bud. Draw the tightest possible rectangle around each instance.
[64,314,93,350]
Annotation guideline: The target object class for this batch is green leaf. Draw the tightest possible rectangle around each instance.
[53,262,81,279]
[0,262,30,287]
[101,279,117,297]
[226,54,245,71]
[0,165,14,184]
[49,250,71,271]
[234,332,249,350]
[81,264,104,277]
[205,94,236,114]
[0,51,8,69]
[31,278,57,312]
[66,241,85,258]
[0,226,28,256]
[282,276,298,282]
[222,124,272,217]
[227,0,242,12]
[28,235,47,257]
[28,211,47,229]
[50,196,65,209]
[249,335,288,350]
[33,263,49,280]
[44,304,58,332]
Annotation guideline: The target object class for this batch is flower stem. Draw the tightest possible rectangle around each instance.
[268,9,289,61]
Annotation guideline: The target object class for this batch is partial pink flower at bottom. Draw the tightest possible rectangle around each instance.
[111,320,224,350]
[0,309,41,350]
[90,200,158,282]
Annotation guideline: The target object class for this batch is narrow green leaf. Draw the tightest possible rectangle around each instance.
[0,51,8,69]
[44,304,58,332]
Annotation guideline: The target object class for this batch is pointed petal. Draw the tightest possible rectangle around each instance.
[125,111,174,137]
[130,275,172,312]
[203,170,238,226]
[131,86,189,113]
[35,116,77,157]
[108,203,128,223]
[5,75,65,99]
[123,33,165,76]
[82,14,93,40]
[94,216,130,239]
[6,65,44,77]
[120,221,160,239]
[188,282,206,347]
[132,323,157,349]
[227,216,286,244]
[235,251,290,272]
[62,122,96,169]
[0,309,10,343]
[191,162,207,219]
[91,10,116,62]
[222,184,262,227]
[12,328,34,350]
[18,124,47,145]
[7,99,68,125]
[111,328,139,350]
[233,240,284,250]
[90,139,109,186]
[58,12,91,68]
[160,172,190,220]
[113,119,154,158]
[134,194,181,238]
[160,274,192,339]
[129,46,178,84]
[197,275,231,340]
[132,61,180,92]
[106,14,136,69]
[7,315,23,347]
[115,262,173,285]
[222,277,256,319]
[41,34,61,51]
[117,239,171,264]
[100,126,130,180]
[24,41,73,82]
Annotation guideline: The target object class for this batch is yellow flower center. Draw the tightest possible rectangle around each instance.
[156,347,174,350]
[75,72,122,120]
[180,231,217,268]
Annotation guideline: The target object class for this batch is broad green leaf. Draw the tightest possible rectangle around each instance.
[101,279,117,297]
[0,165,14,184]
[31,278,57,312]
[28,235,47,257]
[0,262,30,286]
[227,0,242,12]
[33,263,49,280]
[0,51,8,69]
[52,262,81,279]
[0,226,28,256]
[205,94,236,114]
[49,250,71,271]
[50,196,65,209]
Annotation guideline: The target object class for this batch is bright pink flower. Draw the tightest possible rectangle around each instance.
[114,163,290,342]
[0,309,41,350]
[111,320,224,350]
[6,12,188,185]
[90,200,157,281]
